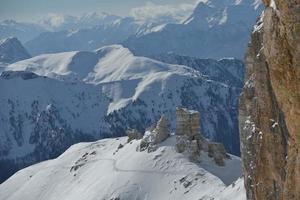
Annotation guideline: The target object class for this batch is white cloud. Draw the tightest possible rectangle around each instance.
[39,13,78,30]
[45,14,66,28]
[130,1,199,23]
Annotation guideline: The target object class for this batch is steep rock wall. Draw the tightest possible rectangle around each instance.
[240,0,300,199]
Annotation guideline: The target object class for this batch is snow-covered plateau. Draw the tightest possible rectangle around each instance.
[0,136,245,200]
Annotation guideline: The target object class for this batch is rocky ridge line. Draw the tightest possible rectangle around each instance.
[132,107,230,166]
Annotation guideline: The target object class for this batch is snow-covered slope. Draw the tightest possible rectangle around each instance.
[0,37,31,65]
[0,71,110,182]
[123,0,263,59]
[0,136,245,200]
[7,45,193,85]
[1,45,242,183]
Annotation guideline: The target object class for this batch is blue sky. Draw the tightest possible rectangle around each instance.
[0,0,196,22]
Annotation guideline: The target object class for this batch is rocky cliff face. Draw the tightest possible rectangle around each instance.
[176,107,201,140]
[175,107,229,165]
[240,1,300,199]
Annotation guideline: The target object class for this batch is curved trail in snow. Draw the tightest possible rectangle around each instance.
[35,157,197,176]
[81,158,202,176]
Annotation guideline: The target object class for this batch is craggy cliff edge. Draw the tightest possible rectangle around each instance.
[240,0,300,199]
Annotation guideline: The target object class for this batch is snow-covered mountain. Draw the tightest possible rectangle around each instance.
[0,37,31,63]
[7,0,262,58]
[0,45,243,183]
[0,136,246,200]
[0,20,45,43]
[1,0,261,59]
[123,0,263,59]
[24,15,182,56]
[0,11,183,56]
[0,37,31,72]
[24,17,141,56]
[0,13,123,44]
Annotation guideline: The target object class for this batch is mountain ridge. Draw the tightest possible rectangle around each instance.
[0,45,243,183]
[123,0,263,59]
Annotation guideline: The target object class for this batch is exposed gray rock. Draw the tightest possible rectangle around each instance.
[117,144,124,150]
[154,116,170,144]
[208,143,229,166]
[175,135,188,154]
[126,129,142,143]
[138,116,170,153]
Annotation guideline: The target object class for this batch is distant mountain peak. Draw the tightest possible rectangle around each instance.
[184,0,262,26]
[0,37,31,64]
[182,2,213,27]
[124,0,263,59]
